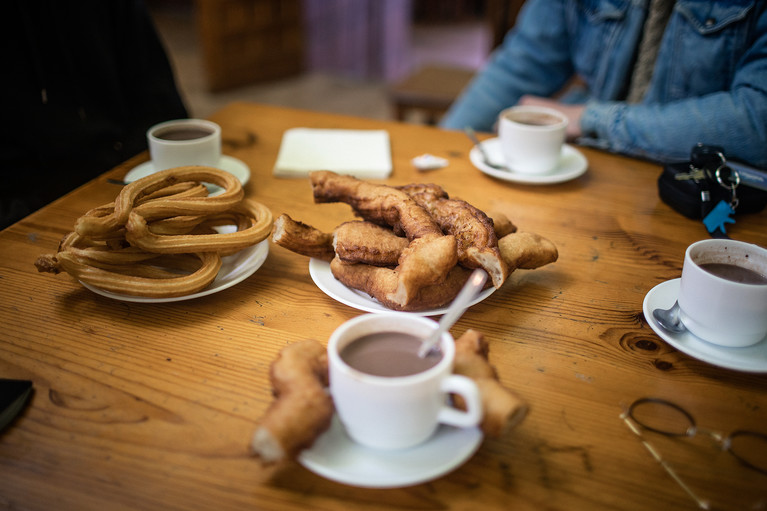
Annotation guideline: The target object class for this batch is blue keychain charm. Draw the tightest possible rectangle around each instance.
[703,199,735,235]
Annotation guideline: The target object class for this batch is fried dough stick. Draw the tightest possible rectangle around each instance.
[453,329,528,437]
[76,167,243,238]
[399,183,509,289]
[499,232,559,271]
[330,257,472,311]
[486,211,517,238]
[310,170,442,240]
[271,214,335,261]
[251,340,333,465]
[310,171,457,307]
[52,251,222,298]
[126,199,273,254]
[273,212,516,270]
[333,220,408,266]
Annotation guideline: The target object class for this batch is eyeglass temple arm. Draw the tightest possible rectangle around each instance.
[621,413,711,510]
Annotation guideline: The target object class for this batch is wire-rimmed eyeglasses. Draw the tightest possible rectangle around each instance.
[620,397,767,510]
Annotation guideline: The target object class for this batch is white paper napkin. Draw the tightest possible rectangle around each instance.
[273,128,392,179]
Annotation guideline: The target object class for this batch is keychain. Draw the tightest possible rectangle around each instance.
[691,146,741,238]
[659,143,767,233]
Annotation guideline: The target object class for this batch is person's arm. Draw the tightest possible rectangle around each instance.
[440,0,575,132]
[580,9,767,167]
[580,90,767,167]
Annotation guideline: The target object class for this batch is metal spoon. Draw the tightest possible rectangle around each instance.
[652,301,687,334]
[464,127,509,171]
[418,269,488,358]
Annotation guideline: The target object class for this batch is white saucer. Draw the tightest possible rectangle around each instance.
[643,279,767,373]
[123,155,251,187]
[81,239,269,303]
[298,414,483,488]
[469,138,588,184]
[308,258,495,316]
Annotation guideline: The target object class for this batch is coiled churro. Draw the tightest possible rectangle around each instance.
[75,167,243,237]
[56,251,222,298]
[126,199,272,254]
[35,166,273,298]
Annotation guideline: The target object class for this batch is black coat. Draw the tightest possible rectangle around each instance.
[0,0,188,228]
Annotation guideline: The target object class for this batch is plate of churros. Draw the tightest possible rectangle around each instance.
[82,239,269,303]
[35,167,274,303]
[309,258,495,315]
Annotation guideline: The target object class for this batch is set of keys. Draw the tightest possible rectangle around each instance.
[672,144,767,237]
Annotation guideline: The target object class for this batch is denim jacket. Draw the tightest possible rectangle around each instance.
[441,0,767,167]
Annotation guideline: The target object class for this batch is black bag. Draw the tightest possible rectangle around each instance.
[657,146,767,220]
[658,162,767,219]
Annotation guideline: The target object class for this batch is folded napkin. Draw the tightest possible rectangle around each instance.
[273,128,392,179]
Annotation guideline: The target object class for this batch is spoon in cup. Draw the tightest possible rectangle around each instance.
[418,269,489,358]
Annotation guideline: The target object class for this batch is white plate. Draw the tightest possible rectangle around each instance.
[123,155,251,188]
[298,414,483,488]
[643,278,767,373]
[308,258,495,316]
[470,138,588,185]
[81,239,269,303]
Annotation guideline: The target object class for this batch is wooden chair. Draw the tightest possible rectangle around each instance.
[389,65,476,124]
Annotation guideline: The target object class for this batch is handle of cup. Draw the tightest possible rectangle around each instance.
[437,374,483,428]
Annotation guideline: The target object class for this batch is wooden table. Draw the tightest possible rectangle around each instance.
[1,103,765,511]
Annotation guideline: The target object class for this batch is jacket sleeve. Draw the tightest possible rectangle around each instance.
[580,7,767,167]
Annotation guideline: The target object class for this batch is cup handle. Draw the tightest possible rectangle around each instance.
[437,374,482,428]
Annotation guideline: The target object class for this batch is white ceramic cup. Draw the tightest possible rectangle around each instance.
[677,239,767,347]
[147,119,222,171]
[327,313,483,450]
[497,105,568,174]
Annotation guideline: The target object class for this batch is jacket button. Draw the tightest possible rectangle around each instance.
[705,18,716,27]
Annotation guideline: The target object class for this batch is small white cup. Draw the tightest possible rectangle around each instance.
[678,239,767,347]
[147,119,222,171]
[498,105,568,174]
[328,313,483,450]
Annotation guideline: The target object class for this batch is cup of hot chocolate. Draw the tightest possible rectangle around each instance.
[677,239,767,347]
[327,313,483,450]
[497,105,568,174]
[147,118,222,171]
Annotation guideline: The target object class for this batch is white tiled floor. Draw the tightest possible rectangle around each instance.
[149,4,490,121]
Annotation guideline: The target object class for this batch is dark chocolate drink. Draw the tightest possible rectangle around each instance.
[506,111,562,126]
[699,262,767,285]
[340,332,441,377]
[155,128,213,141]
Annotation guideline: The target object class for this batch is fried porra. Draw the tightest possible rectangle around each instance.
[399,183,509,288]
[498,231,559,270]
[330,257,475,311]
[333,220,408,267]
[271,213,335,261]
[270,171,559,311]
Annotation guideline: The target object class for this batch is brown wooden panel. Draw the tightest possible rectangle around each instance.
[196,0,304,91]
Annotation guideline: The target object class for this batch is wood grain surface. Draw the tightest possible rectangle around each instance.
[1,103,766,511]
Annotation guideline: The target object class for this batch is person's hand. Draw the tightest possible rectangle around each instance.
[517,95,585,140]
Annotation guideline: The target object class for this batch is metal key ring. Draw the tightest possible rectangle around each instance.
[715,164,741,190]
